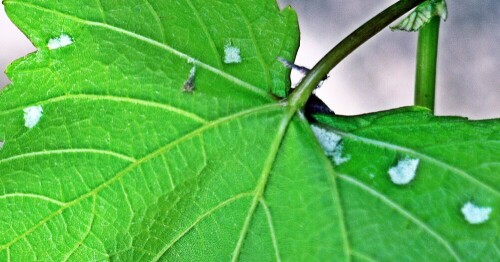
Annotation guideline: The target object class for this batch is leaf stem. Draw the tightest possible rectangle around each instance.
[414,16,440,111]
[288,0,425,111]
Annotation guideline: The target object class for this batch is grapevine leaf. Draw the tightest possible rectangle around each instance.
[0,0,353,260]
[313,107,500,261]
[391,0,448,32]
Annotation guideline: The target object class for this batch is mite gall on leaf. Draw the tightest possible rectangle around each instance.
[47,33,74,50]
[388,157,420,185]
[23,105,43,129]
[461,202,492,225]
[224,44,242,64]
[311,125,351,165]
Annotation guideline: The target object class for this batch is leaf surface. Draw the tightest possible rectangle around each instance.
[1,0,499,261]
[0,0,350,260]
[314,107,500,261]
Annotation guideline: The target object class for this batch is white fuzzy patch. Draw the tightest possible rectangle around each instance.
[0,141,4,149]
[224,44,241,64]
[47,34,74,50]
[311,125,350,165]
[461,202,492,224]
[23,105,43,129]
[331,144,351,165]
[388,158,419,185]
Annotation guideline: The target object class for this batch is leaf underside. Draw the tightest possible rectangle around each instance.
[0,0,498,261]
[314,107,500,261]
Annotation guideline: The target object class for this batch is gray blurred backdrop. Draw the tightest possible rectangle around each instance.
[1,1,499,119]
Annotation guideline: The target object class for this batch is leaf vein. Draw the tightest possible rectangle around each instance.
[0,93,208,124]
[0,149,136,165]
[333,130,500,197]
[338,174,462,262]
[235,4,272,89]
[151,192,255,261]
[0,104,280,251]
[5,1,273,101]
[184,0,223,68]
[62,195,97,262]
[259,198,281,262]
[0,193,66,206]
[231,113,292,261]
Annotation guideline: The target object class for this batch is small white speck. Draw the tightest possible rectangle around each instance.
[224,44,241,64]
[0,141,4,149]
[23,105,43,129]
[388,157,419,185]
[369,173,376,179]
[461,202,492,224]
[187,57,196,64]
[47,33,74,50]
[311,125,350,165]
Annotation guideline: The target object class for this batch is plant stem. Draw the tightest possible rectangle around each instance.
[415,16,440,111]
[288,0,425,111]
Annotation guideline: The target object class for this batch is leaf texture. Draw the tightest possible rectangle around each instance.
[0,0,351,260]
[314,107,500,261]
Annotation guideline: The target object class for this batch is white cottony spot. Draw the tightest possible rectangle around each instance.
[331,144,351,165]
[23,105,43,129]
[461,202,492,224]
[0,141,4,149]
[47,34,74,50]
[388,157,419,185]
[224,44,241,64]
[311,125,351,165]
[312,125,341,152]
[187,57,196,64]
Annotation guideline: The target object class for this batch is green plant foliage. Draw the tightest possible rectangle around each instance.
[0,0,351,260]
[391,0,448,32]
[314,107,499,261]
[0,0,498,261]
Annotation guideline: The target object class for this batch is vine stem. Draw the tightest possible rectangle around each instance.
[288,0,426,111]
[415,16,440,111]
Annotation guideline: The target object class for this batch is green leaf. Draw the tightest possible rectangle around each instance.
[313,107,500,261]
[1,0,499,261]
[0,0,351,260]
[391,0,448,32]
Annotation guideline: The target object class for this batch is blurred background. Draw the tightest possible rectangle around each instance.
[1,1,499,119]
